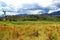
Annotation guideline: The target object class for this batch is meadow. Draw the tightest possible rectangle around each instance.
[0,21,60,40]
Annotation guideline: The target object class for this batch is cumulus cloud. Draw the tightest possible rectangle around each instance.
[0,0,53,7]
[47,0,60,13]
[0,1,7,7]
[0,0,60,14]
[0,1,16,12]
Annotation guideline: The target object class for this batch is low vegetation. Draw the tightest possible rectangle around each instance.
[0,15,60,40]
[0,21,60,40]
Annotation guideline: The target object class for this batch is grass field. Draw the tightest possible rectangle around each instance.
[0,21,60,26]
[0,21,60,40]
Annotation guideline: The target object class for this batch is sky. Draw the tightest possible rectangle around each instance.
[0,0,53,7]
[0,0,60,15]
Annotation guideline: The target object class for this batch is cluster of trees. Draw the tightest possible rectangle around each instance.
[0,14,60,21]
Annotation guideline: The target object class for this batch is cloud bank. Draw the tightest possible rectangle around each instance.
[0,0,60,15]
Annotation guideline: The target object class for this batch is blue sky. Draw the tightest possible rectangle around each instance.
[0,0,60,15]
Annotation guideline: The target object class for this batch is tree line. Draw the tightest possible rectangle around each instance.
[0,14,60,21]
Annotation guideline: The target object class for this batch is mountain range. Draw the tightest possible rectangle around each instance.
[46,11,60,16]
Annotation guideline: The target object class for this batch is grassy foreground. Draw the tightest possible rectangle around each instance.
[0,21,60,40]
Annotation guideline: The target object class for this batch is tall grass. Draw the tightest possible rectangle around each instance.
[0,21,60,40]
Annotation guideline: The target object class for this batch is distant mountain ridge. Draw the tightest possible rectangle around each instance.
[46,11,60,16]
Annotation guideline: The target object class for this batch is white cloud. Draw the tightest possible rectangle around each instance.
[0,0,60,8]
[1,0,53,8]
[0,0,60,15]
[37,0,53,7]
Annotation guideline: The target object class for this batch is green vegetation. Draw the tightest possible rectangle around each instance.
[0,14,60,40]
[0,14,60,21]
[0,21,60,26]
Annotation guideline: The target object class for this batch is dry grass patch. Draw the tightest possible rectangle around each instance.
[0,24,60,40]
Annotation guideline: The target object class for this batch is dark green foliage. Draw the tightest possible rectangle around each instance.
[0,14,60,21]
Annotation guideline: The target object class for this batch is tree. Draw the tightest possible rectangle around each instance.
[3,10,6,21]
